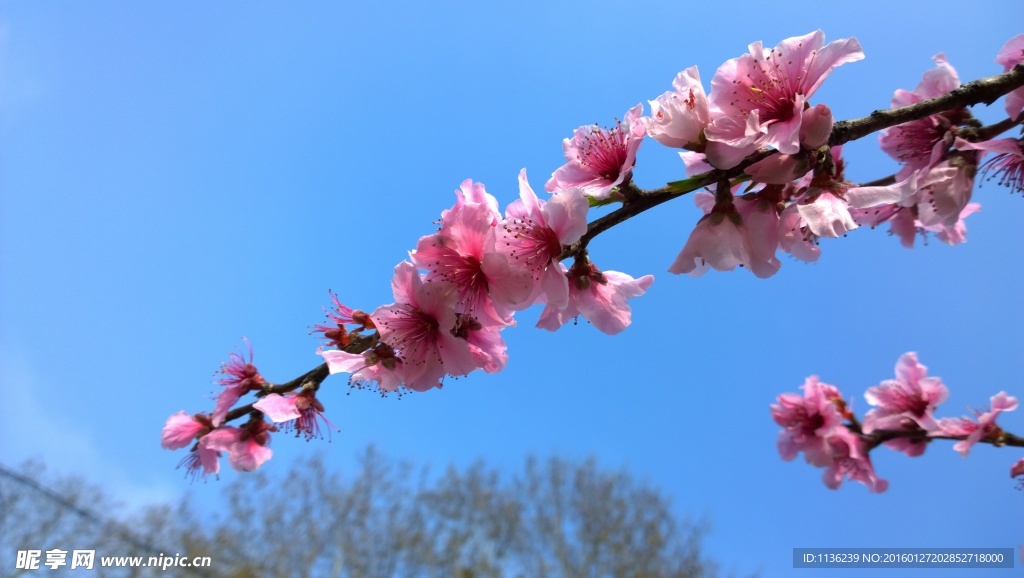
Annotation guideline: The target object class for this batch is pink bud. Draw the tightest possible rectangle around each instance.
[800,104,833,149]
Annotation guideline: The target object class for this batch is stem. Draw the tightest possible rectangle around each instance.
[862,427,1024,450]
[829,63,1024,145]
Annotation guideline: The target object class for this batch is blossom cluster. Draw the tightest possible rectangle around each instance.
[320,171,653,395]
[649,32,1024,276]
[163,30,1024,479]
[772,352,1021,492]
[161,339,336,479]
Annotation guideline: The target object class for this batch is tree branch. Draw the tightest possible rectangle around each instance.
[829,63,1024,145]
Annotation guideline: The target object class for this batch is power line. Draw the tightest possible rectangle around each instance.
[0,463,223,578]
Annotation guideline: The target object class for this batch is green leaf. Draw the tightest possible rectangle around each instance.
[665,175,706,194]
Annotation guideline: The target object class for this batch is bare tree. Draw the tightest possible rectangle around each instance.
[2,450,726,578]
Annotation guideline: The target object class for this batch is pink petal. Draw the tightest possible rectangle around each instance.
[253,394,302,423]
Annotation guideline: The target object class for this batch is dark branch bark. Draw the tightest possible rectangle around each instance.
[830,63,1024,145]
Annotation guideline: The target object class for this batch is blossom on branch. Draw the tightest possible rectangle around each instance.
[371,261,479,391]
[995,34,1024,121]
[254,390,335,441]
[500,169,588,310]
[546,104,646,199]
[862,352,948,456]
[212,338,267,426]
[935,392,1019,457]
[536,260,653,335]
[956,136,1024,195]
[772,376,888,492]
[643,66,711,151]
[413,190,533,328]
[705,30,864,168]
[879,54,962,173]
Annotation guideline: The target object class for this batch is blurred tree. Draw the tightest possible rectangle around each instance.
[1,450,725,578]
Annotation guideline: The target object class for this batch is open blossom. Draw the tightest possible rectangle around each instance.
[500,169,588,309]
[935,392,1019,457]
[201,417,276,472]
[254,390,335,440]
[821,427,889,493]
[863,352,948,456]
[442,178,501,227]
[212,338,267,426]
[772,377,887,492]
[705,30,863,168]
[546,104,646,199]
[643,66,711,150]
[995,34,1024,121]
[536,260,653,335]
[322,342,406,394]
[956,136,1024,195]
[1012,458,1024,479]
[771,376,847,467]
[413,194,533,328]
[161,411,213,450]
[879,54,960,173]
[371,261,478,392]
[669,189,781,279]
[794,174,915,239]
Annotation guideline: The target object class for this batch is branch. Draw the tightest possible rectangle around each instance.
[830,63,1024,145]
[862,427,1024,451]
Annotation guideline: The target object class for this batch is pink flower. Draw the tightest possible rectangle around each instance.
[536,260,653,335]
[371,262,478,391]
[956,136,1024,195]
[161,411,212,450]
[546,104,646,199]
[322,343,406,394]
[442,179,501,227]
[413,196,533,327]
[1011,458,1024,479]
[201,417,276,473]
[862,352,949,456]
[879,54,960,172]
[995,34,1024,121]
[911,156,977,228]
[162,412,219,481]
[936,392,1019,457]
[851,200,981,248]
[643,66,711,150]
[450,313,508,374]
[176,439,221,481]
[821,427,889,493]
[795,177,914,239]
[778,202,821,262]
[501,169,589,309]
[669,189,781,279]
[253,390,335,440]
[705,30,864,168]
[680,151,713,176]
[212,338,268,426]
[771,376,847,467]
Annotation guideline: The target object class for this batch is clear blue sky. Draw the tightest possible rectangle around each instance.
[1,2,1022,576]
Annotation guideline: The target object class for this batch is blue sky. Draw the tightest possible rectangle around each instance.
[1,2,1022,576]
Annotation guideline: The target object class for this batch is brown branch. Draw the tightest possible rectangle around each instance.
[830,63,1024,145]
[221,332,376,424]
[862,427,1024,451]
